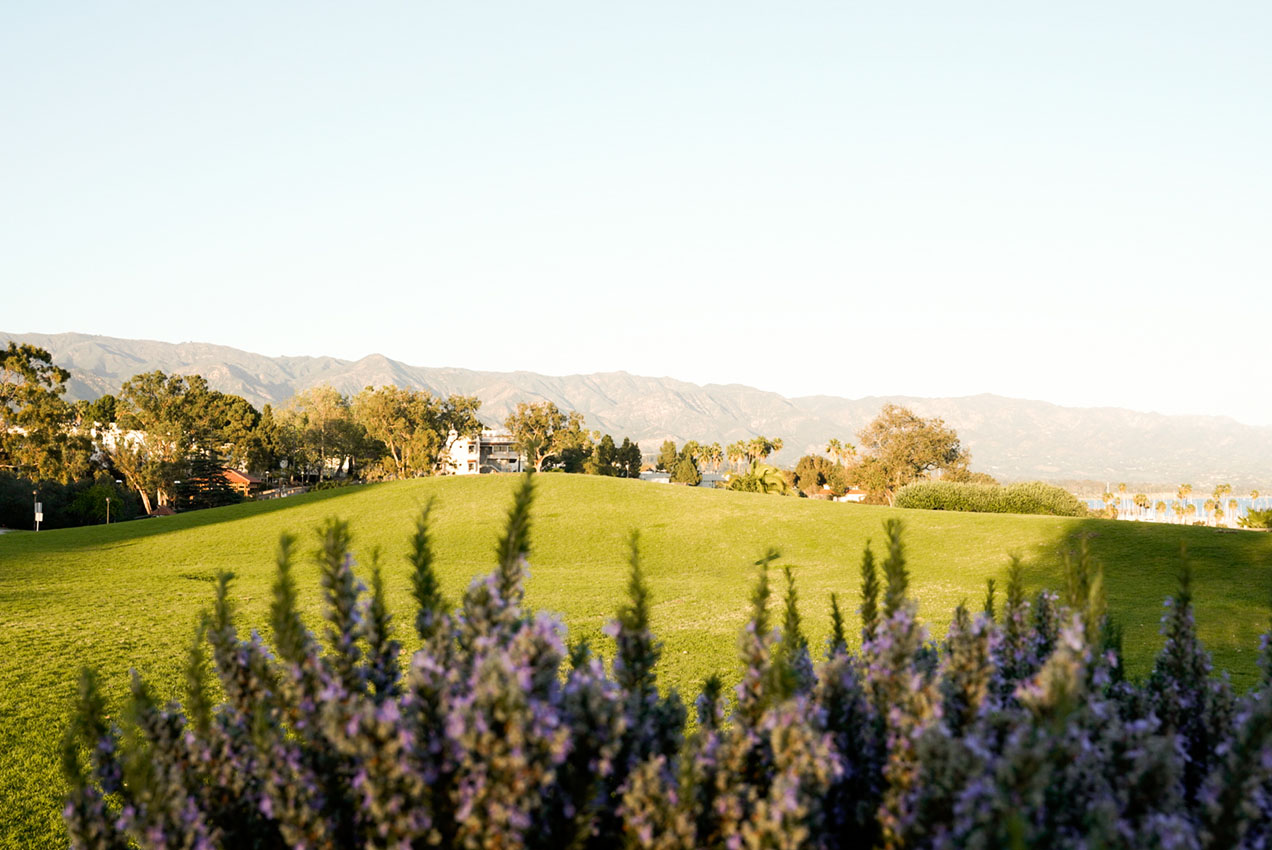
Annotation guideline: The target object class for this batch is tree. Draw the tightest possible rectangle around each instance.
[850,404,968,506]
[503,402,590,472]
[1134,493,1150,518]
[280,385,363,481]
[941,467,999,486]
[726,440,748,473]
[110,371,205,508]
[728,461,792,495]
[587,434,618,476]
[657,440,679,473]
[794,455,828,494]
[826,438,856,467]
[74,394,117,427]
[174,450,241,511]
[0,342,91,483]
[671,454,701,486]
[745,436,782,463]
[353,386,481,478]
[617,438,642,478]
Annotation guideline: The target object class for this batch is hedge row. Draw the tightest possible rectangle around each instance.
[894,480,1088,516]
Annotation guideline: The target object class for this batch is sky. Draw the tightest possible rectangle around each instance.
[3,3,1270,424]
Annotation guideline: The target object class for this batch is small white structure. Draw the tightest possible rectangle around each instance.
[834,489,868,503]
[446,430,524,475]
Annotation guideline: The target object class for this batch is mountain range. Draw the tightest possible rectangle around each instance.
[5,331,1269,489]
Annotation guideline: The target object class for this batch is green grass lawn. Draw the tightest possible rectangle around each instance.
[2,473,1270,848]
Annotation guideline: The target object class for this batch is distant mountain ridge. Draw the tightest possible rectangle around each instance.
[5,331,1269,488]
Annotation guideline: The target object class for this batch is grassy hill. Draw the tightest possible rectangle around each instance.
[2,474,1270,848]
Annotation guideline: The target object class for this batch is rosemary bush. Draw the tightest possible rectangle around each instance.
[63,473,1272,849]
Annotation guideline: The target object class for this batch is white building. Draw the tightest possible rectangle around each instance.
[446,430,525,475]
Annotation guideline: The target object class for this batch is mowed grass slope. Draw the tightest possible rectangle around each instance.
[3,473,1271,848]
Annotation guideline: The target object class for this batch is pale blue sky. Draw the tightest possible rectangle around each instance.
[3,3,1269,423]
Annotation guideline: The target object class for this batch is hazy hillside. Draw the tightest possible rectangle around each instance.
[5,331,1270,486]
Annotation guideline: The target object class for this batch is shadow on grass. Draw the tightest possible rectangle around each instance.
[0,484,383,558]
[1015,515,1272,689]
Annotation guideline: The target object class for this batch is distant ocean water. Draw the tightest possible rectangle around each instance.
[1084,495,1270,521]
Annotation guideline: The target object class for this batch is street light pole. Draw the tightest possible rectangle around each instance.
[106,497,111,525]
[33,489,39,532]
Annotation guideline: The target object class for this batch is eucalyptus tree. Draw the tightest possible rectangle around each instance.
[352,385,481,478]
[504,401,591,472]
[0,342,90,483]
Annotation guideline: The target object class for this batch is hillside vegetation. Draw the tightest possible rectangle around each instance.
[3,474,1271,848]
[7,330,1272,483]
[894,480,1088,516]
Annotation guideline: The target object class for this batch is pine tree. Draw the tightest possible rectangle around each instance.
[671,454,701,486]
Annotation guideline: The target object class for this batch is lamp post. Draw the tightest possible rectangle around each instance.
[105,497,111,525]
[32,489,40,532]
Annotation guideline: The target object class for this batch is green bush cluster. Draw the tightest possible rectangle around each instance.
[894,480,1088,517]
[1239,508,1272,530]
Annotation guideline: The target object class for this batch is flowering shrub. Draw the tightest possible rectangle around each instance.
[64,473,1272,849]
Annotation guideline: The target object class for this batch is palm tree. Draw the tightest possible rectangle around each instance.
[1204,498,1217,526]
[706,442,723,473]
[1134,493,1150,519]
[1186,503,1198,524]
[1117,483,1127,513]
[1172,503,1185,524]
[1177,484,1193,524]
[827,438,855,466]
[1155,500,1167,522]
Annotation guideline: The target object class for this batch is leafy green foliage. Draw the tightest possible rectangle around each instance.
[727,461,792,495]
[0,343,91,483]
[671,454,701,486]
[351,385,482,478]
[656,439,678,473]
[894,480,1089,516]
[1239,507,1272,530]
[852,404,968,506]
